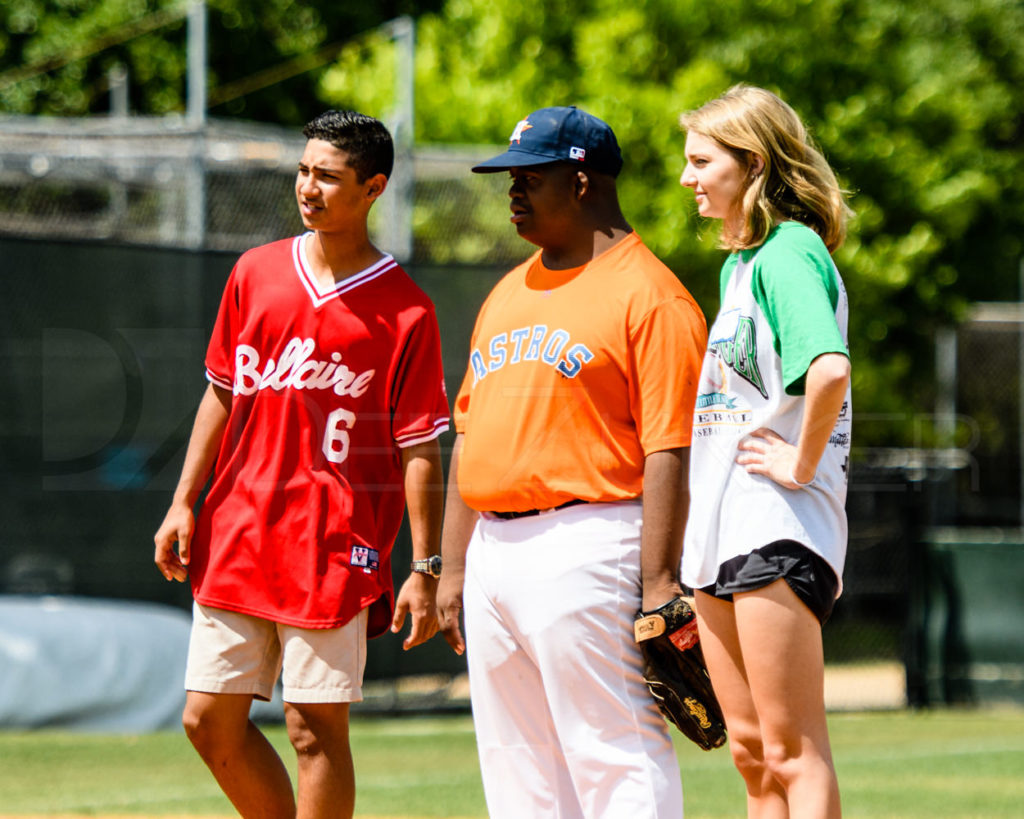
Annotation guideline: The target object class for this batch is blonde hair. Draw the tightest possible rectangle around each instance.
[679,84,851,252]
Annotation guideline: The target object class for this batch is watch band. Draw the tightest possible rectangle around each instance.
[410,554,442,578]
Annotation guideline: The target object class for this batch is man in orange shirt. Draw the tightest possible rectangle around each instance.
[435,106,707,818]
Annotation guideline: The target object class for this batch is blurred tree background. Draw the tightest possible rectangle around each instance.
[3,0,1023,447]
[319,0,1024,448]
[0,0,444,121]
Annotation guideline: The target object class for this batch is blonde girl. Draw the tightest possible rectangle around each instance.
[679,84,853,818]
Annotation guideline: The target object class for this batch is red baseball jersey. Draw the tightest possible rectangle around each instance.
[191,234,450,635]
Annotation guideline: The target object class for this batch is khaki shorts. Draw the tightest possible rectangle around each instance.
[184,602,368,703]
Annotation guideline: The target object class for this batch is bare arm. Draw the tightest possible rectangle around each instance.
[640,447,689,612]
[153,383,232,581]
[436,433,479,655]
[390,437,445,650]
[737,352,851,488]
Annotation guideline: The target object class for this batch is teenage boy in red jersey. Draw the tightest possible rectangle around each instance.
[154,110,450,819]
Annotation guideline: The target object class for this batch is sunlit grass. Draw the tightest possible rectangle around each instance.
[1,709,1022,817]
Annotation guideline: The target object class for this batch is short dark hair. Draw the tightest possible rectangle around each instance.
[302,110,394,182]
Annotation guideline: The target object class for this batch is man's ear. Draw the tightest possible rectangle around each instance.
[364,173,389,202]
[574,170,590,200]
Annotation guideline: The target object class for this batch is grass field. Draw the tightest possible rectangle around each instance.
[1,708,1023,817]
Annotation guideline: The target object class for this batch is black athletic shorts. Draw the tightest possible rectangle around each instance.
[699,539,839,624]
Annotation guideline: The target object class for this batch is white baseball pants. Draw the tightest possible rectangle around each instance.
[463,500,684,819]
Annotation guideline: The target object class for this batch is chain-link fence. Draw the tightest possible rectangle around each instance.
[0,113,524,266]
[953,303,1024,525]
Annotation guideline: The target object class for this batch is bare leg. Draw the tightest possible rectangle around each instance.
[732,579,840,818]
[183,691,296,819]
[285,701,356,819]
[696,590,788,819]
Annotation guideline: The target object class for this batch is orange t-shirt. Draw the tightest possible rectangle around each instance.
[454,232,707,513]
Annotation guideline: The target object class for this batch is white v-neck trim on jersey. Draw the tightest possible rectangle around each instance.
[292,232,397,308]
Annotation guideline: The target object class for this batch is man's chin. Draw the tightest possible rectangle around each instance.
[516,232,545,249]
[514,222,540,244]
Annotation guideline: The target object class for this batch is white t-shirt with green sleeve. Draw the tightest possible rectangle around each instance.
[682,221,852,595]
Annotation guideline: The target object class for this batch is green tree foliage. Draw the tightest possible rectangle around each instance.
[0,0,442,122]
[320,0,1024,445]
[2,0,1022,446]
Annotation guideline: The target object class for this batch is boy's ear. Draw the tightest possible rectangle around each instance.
[364,173,388,202]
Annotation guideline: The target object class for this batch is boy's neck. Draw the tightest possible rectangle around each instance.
[305,229,385,286]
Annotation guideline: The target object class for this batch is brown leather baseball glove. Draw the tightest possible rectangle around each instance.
[634,595,727,751]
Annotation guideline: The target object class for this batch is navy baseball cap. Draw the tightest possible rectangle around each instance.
[472,106,623,177]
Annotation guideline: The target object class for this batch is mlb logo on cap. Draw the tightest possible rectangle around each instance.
[569,147,586,161]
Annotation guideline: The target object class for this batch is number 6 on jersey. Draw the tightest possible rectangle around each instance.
[323,407,356,463]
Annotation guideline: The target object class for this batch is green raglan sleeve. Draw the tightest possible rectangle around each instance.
[751,223,848,395]
[719,254,739,305]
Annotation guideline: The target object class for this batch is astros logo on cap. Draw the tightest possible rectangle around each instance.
[509,119,533,144]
